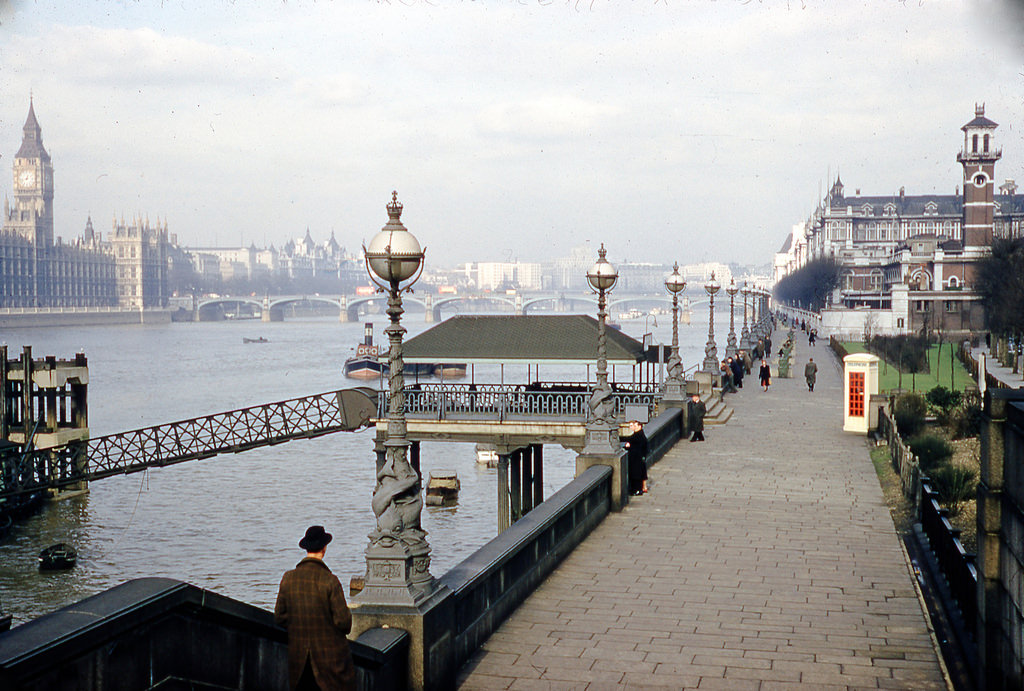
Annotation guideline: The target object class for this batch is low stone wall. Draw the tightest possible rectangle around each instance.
[977,390,1024,690]
[0,308,174,329]
[441,464,613,670]
[0,577,408,691]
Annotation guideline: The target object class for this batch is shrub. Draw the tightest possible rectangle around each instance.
[947,401,984,440]
[929,464,977,517]
[926,385,962,412]
[894,392,928,438]
[908,433,954,472]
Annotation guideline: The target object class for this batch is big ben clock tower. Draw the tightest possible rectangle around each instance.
[957,103,1000,250]
[5,97,54,246]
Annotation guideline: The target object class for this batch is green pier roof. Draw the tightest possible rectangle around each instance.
[403,314,645,365]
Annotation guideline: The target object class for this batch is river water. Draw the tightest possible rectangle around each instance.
[0,300,730,626]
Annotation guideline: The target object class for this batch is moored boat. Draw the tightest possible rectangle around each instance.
[344,323,385,380]
[38,543,77,571]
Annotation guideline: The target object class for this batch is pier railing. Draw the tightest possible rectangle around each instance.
[379,383,660,422]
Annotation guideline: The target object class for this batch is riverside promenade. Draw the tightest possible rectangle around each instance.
[458,332,948,690]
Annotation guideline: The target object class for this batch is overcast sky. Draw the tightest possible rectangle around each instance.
[2,1,1023,268]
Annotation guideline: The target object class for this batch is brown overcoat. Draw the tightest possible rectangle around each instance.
[274,557,355,691]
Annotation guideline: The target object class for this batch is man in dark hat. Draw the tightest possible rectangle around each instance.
[275,526,354,691]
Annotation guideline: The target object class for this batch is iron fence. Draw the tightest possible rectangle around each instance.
[378,383,660,422]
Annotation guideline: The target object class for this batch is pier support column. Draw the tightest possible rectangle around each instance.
[520,446,533,515]
[410,440,421,478]
[509,449,522,523]
[423,294,435,323]
[531,444,544,508]
[338,295,350,323]
[497,451,510,532]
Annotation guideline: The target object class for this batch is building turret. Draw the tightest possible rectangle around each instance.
[957,103,1001,248]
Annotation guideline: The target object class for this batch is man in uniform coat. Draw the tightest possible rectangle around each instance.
[275,526,355,691]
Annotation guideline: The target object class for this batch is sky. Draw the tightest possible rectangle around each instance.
[2,0,1023,269]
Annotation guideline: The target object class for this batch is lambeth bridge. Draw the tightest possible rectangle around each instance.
[193,290,702,323]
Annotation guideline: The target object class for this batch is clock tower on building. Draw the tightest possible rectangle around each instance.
[957,103,1000,250]
[6,98,54,246]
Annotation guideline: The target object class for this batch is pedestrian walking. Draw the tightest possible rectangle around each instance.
[808,330,817,347]
[804,357,818,392]
[730,355,744,388]
[720,360,737,393]
[759,359,772,392]
[622,419,649,495]
[275,526,355,691]
[740,349,753,375]
[689,394,706,442]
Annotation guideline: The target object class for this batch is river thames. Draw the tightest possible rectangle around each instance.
[0,302,723,626]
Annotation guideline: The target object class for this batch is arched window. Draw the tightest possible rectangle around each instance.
[984,134,990,153]
[973,134,979,153]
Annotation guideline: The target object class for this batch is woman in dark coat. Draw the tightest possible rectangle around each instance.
[623,419,649,495]
[759,359,772,392]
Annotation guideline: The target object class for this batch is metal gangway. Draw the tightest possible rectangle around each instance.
[0,388,377,502]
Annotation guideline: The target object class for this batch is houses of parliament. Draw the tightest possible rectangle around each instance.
[1,99,171,309]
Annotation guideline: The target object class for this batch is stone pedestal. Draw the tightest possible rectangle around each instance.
[576,447,628,511]
[350,584,454,691]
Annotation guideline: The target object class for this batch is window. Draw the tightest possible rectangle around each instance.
[915,300,932,312]
[984,134,990,153]
[897,318,905,329]
[945,301,960,313]
[973,134,979,153]
[848,372,865,418]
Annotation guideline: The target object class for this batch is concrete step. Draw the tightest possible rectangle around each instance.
[704,395,733,425]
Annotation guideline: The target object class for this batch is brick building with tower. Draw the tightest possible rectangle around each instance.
[775,105,1023,338]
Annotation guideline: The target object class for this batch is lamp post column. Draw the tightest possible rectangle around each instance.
[726,278,738,359]
[702,272,720,375]
[741,284,751,352]
[662,262,687,405]
[577,244,628,511]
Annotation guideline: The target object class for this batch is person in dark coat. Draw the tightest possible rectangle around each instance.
[720,360,737,393]
[730,355,744,388]
[804,357,818,392]
[623,419,649,495]
[759,359,772,392]
[275,526,355,691]
[689,394,706,442]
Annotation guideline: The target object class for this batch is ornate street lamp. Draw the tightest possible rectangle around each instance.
[357,191,434,606]
[741,282,751,352]
[583,244,619,455]
[702,271,721,374]
[662,262,687,403]
[726,278,738,359]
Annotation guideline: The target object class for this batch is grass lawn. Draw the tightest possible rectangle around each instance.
[841,341,974,393]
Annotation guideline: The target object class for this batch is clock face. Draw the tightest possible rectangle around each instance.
[17,169,36,188]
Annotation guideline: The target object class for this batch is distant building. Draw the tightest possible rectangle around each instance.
[1,99,171,308]
[776,105,1020,336]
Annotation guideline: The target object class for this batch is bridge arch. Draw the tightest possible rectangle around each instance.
[431,295,516,321]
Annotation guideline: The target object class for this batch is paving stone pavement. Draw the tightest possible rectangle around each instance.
[457,330,948,690]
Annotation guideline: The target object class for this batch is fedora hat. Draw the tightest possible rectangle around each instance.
[298,525,333,552]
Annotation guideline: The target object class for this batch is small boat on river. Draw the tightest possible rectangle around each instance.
[242,337,268,344]
[344,324,465,380]
[344,323,385,380]
[38,543,77,571]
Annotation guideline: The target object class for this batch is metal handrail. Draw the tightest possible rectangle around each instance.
[379,386,660,422]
